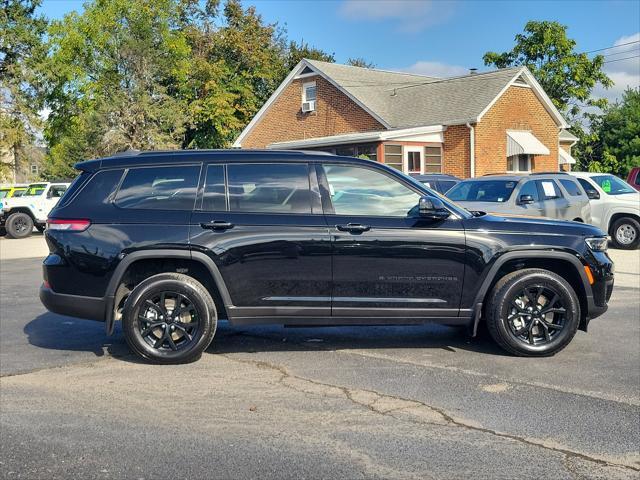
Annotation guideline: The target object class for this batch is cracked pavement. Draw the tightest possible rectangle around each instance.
[1,240,639,479]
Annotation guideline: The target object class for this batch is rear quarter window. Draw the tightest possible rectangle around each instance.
[64,169,125,207]
[58,173,92,207]
[115,165,201,210]
[559,179,584,196]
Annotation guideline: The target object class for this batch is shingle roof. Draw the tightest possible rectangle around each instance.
[306,59,523,128]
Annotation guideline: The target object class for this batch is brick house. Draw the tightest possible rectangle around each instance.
[233,59,579,177]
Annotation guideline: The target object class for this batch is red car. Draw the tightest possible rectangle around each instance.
[627,167,640,191]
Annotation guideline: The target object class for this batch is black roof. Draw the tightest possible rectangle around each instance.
[75,149,359,172]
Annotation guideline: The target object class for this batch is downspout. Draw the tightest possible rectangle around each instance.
[466,123,475,178]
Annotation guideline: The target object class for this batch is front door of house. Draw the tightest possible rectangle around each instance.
[404,146,423,174]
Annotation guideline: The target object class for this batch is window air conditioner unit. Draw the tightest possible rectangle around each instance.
[302,100,315,112]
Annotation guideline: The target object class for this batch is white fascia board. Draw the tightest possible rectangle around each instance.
[267,125,444,149]
[233,61,309,148]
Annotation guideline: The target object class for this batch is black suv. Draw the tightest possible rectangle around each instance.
[40,150,614,363]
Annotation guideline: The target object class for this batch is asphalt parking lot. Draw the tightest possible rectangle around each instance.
[1,234,639,479]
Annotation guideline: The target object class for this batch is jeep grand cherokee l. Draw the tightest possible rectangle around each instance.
[40,150,614,363]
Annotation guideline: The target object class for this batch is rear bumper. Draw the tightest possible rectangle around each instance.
[39,286,106,322]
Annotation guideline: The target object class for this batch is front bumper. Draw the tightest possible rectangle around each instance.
[583,251,615,322]
[39,285,106,322]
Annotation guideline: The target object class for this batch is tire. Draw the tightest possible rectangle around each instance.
[485,268,580,357]
[122,273,217,364]
[610,217,640,250]
[5,212,34,239]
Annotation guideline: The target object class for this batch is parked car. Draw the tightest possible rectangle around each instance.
[0,184,28,200]
[627,167,640,192]
[0,181,70,238]
[445,173,592,223]
[572,172,640,249]
[40,150,613,363]
[410,173,461,194]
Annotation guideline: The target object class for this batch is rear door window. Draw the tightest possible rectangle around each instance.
[115,165,200,210]
[559,179,583,196]
[537,180,563,200]
[227,163,311,214]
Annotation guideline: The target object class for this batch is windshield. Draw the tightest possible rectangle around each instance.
[591,175,636,195]
[0,190,8,199]
[446,180,517,203]
[12,189,26,197]
[25,184,47,196]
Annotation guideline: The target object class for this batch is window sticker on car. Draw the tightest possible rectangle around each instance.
[541,181,556,197]
[601,179,611,193]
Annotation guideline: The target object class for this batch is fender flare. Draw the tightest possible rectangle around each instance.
[470,250,593,336]
[104,249,233,335]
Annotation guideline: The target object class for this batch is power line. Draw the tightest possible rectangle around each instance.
[602,47,640,58]
[603,54,640,64]
[582,39,640,54]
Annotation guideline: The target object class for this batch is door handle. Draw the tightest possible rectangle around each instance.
[201,220,234,231]
[336,223,371,233]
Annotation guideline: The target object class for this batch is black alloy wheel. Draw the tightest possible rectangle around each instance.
[486,268,580,357]
[5,212,34,239]
[122,273,217,364]
[137,291,201,352]
[504,285,566,346]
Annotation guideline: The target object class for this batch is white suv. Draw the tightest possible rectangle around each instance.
[571,172,640,249]
[0,182,70,239]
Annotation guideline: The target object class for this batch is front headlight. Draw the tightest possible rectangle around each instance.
[585,236,608,252]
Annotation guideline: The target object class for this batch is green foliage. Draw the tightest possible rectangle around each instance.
[483,21,613,119]
[0,0,47,179]
[347,57,375,68]
[38,0,348,174]
[575,89,640,177]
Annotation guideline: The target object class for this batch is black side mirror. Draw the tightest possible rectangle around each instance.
[586,189,600,200]
[418,196,450,220]
[518,194,535,205]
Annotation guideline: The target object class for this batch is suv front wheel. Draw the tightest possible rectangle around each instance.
[486,269,580,357]
[5,212,34,239]
[122,273,217,364]
[611,217,639,249]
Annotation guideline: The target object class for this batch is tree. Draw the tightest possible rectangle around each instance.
[347,57,375,68]
[483,21,612,119]
[576,89,640,176]
[0,0,47,181]
[42,0,193,175]
[284,40,335,71]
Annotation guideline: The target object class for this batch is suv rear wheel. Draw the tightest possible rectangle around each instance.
[5,212,34,239]
[611,217,639,249]
[486,269,580,357]
[122,273,217,364]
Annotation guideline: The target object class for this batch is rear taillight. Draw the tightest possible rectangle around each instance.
[46,218,91,231]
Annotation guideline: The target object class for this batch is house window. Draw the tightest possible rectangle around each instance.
[336,146,356,157]
[30,164,38,175]
[303,81,316,102]
[357,144,377,162]
[384,144,402,171]
[507,154,531,172]
[407,151,421,173]
[424,146,442,173]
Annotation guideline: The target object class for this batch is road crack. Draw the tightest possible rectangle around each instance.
[221,353,640,474]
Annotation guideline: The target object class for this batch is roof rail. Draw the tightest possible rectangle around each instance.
[530,171,569,175]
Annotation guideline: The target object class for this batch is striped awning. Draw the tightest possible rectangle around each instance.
[559,148,577,165]
[507,130,550,156]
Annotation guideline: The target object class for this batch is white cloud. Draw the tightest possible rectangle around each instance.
[596,32,639,102]
[338,0,456,33]
[398,60,469,78]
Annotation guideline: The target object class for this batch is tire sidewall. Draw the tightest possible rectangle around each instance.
[123,276,216,363]
[611,217,640,249]
[492,272,579,356]
[6,213,34,239]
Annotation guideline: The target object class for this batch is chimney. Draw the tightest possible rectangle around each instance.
[469,68,478,75]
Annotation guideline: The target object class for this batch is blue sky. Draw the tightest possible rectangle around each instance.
[38,0,640,100]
